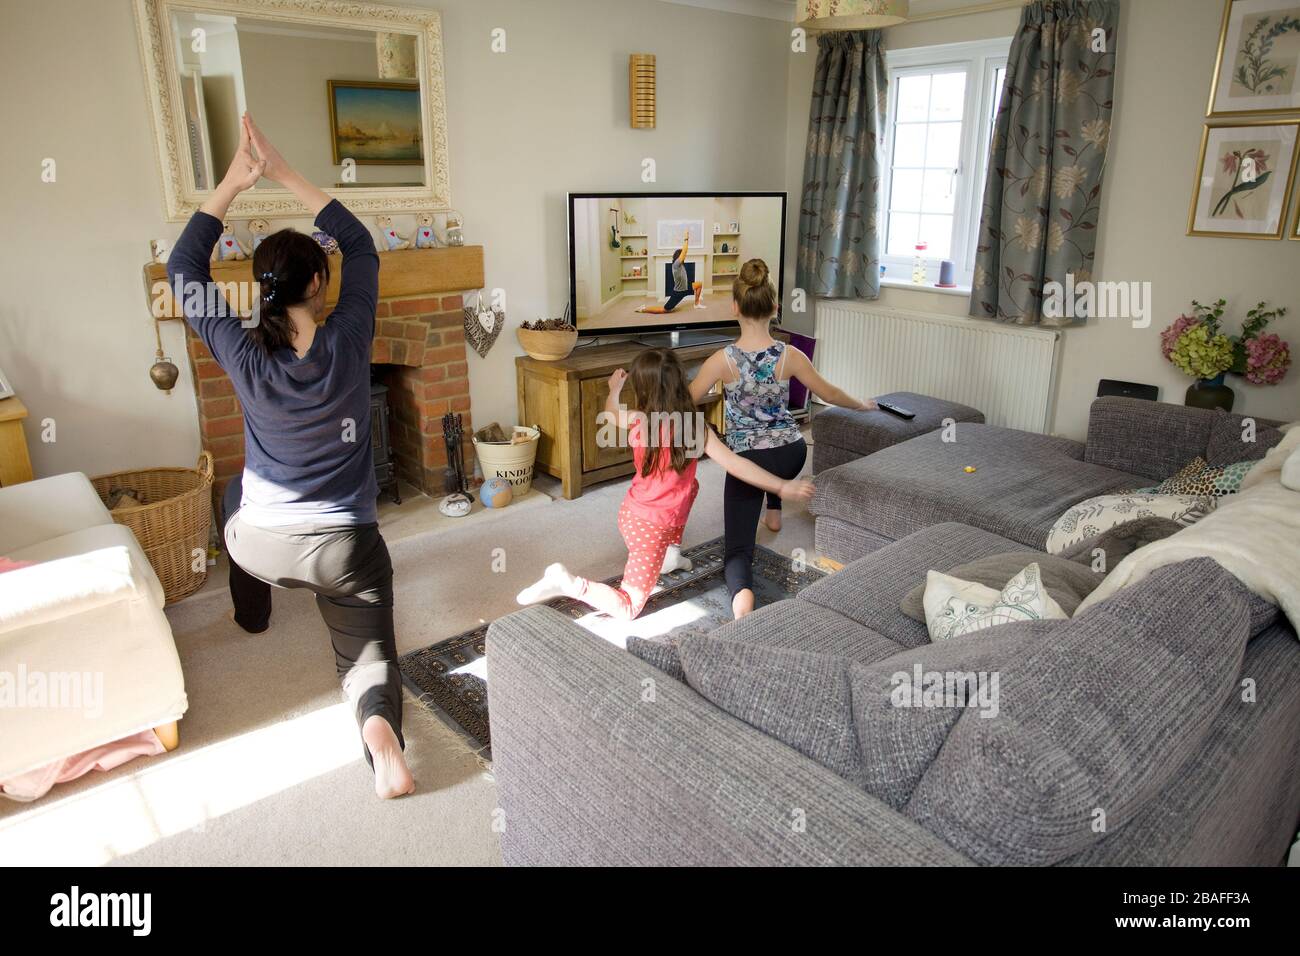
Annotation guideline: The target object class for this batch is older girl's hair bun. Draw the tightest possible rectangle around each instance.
[732,258,776,319]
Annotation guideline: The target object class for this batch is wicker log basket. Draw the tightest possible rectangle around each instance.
[90,452,214,605]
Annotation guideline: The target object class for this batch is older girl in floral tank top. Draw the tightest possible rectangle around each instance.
[690,259,876,620]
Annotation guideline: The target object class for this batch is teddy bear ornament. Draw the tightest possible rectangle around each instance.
[376,216,411,251]
[414,212,439,249]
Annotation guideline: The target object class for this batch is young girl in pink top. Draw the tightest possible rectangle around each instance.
[517,348,814,621]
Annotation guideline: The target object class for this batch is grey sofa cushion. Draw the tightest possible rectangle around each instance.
[849,621,1058,810]
[1058,515,1185,569]
[903,558,1254,866]
[678,637,865,786]
[1204,409,1285,467]
[801,522,1056,648]
[812,392,984,470]
[630,599,905,685]
[626,635,686,681]
[899,551,1103,620]
[810,424,1139,549]
[1064,620,1300,866]
[1084,397,1217,481]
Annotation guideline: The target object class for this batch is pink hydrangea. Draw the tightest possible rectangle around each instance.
[1160,315,1198,360]
[1244,333,1291,386]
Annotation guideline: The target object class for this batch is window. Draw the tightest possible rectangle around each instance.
[881,39,1010,289]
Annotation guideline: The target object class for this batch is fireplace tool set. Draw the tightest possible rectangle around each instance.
[439,412,474,517]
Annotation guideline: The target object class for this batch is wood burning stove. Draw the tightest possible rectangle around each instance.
[370,382,400,504]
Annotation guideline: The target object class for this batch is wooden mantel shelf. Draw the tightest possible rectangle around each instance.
[143,245,484,319]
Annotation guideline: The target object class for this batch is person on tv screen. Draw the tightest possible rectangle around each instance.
[636,230,705,314]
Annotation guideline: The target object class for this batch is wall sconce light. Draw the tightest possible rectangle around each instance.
[629,54,655,129]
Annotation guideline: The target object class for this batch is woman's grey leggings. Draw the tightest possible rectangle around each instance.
[221,478,403,767]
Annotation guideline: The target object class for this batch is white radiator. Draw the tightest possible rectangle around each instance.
[812,301,1061,433]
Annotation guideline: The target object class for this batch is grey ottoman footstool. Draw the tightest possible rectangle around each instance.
[811,391,985,473]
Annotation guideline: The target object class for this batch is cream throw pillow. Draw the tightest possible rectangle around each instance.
[1046,493,1213,555]
[923,563,1068,642]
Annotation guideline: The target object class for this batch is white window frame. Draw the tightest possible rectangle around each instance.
[880,38,1010,289]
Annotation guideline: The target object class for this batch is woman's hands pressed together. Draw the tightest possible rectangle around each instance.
[201,113,266,219]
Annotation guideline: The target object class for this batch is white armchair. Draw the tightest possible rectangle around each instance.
[0,473,188,783]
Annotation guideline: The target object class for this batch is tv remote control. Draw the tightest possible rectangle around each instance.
[875,400,915,420]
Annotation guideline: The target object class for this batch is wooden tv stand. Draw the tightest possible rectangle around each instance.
[515,340,727,499]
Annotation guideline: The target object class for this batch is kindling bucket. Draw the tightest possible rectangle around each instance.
[473,425,540,495]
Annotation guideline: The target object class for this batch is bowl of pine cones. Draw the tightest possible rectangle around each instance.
[516,316,578,361]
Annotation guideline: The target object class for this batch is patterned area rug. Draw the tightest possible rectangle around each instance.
[398,536,825,758]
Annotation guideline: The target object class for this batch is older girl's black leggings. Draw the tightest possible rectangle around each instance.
[723,438,808,598]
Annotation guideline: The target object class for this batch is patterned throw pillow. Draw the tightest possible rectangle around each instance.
[1154,457,1257,497]
[1046,493,1214,555]
[923,563,1068,642]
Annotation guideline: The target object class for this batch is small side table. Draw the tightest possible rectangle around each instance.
[0,396,34,486]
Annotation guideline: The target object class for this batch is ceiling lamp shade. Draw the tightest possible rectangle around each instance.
[796,0,910,30]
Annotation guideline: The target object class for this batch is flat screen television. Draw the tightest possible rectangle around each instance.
[568,191,787,343]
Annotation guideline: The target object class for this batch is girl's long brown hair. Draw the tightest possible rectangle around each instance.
[627,348,699,478]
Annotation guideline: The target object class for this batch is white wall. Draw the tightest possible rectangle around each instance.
[0,0,790,479]
[5,0,1293,482]
[785,0,1300,438]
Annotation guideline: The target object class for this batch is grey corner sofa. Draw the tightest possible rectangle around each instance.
[485,396,1299,866]
[809,396,1286,562]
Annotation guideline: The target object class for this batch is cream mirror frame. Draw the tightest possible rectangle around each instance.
[133,0,451,221]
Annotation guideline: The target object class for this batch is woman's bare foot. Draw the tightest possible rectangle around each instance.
[362,715,414,799]
[763,509,782,533]
[732,588,755,620]
[660,544,693,574]
[516,562,580,604]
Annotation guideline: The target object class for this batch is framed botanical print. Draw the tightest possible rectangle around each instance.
[1207,0,1300,117]
[1188,120,1300,238]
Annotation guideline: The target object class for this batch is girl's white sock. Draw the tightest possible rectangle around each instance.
[516,563,581,604]
[660,545,692,574]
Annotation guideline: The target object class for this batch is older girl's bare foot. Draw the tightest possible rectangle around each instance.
[732,588,755,620]
[363,715,414,799]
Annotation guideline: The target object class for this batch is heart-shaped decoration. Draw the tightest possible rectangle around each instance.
[464,291,502,358]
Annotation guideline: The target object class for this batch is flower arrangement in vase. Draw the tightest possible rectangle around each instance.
[1160,299,1290,411]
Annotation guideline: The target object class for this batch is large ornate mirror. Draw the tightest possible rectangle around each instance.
[133,0,450,220]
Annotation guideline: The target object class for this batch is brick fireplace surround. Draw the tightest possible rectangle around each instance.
[146,247,485,502]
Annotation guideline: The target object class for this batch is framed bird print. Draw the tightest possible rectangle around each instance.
[1188,120,1300,238]
[1207,0,1300,117]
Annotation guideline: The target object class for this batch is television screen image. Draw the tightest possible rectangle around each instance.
[569,192,786,337]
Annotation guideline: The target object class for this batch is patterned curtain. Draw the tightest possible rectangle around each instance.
[797,30,887,300]
[969,0,1119,326]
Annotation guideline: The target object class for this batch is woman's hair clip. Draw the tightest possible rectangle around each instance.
[260,270,277,302]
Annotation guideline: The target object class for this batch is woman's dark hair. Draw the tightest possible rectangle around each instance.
[627,348,698,478]
[732,257,777,320]
[671,248,682,263]
[250,229,330,354]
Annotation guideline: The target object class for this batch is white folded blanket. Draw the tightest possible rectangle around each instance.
[1076,423,1300,632]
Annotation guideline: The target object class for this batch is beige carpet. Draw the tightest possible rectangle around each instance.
[0,447,818,866]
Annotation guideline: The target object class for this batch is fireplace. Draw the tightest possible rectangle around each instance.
[186,292,472,501]
[146,246,486,506]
